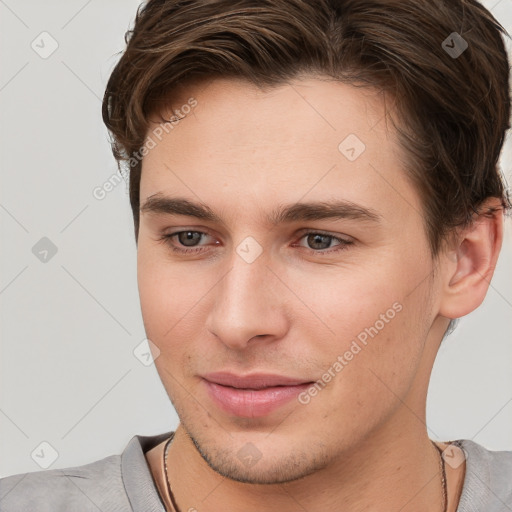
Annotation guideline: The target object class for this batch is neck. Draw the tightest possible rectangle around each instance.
[165,413,447,512]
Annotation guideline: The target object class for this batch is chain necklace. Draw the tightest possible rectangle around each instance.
[163,434,181,512]
[432,440,448,512]
[162,436,448,512]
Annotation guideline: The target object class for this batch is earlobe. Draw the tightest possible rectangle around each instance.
[439,200,504,320]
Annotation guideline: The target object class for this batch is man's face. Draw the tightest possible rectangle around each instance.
[137,77,446,484]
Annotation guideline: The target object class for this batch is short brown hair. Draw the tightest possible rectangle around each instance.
[102,0,511,257]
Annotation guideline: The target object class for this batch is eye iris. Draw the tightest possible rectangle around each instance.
[178,231,201,247]
[308,234,331,250]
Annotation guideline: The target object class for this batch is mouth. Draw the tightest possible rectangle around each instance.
[201,372,315,418]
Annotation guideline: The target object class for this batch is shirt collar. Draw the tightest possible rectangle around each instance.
[456,439,493,511]
[122,430,174,512]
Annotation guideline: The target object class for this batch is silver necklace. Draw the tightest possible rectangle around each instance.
[163,434,181,512]
[163,436,448,512]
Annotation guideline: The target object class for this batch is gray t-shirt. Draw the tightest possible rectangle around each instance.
[1,431,511,511]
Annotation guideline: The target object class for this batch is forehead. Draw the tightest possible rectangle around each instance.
[140,76,420,227]
[151,75,389,149]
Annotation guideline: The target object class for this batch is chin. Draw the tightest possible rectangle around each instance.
[186,425,332,485]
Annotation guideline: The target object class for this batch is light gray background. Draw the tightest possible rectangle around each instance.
[1,0,511,477]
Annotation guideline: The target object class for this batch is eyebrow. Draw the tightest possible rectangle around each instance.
[140,193,382,225]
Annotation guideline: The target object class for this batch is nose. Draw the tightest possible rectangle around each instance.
[205,248,289,351]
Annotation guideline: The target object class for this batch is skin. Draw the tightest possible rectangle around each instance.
[137,76,503,512]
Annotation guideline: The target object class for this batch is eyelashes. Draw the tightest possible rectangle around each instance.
[157,230,354,256]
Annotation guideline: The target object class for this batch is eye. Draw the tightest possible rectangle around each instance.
[157,229,353,256]
[294,231,353,254]
[157,230,215,254]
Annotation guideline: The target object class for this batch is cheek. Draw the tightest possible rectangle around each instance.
[136,242,224,382]
[286,261,404,342]
[298,311,423,439]
[291,260,427,399]
[137,243,196,349]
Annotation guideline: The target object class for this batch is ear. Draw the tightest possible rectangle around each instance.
[438,198,504,320]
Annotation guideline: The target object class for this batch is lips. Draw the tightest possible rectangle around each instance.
[202,372,312,389]
[201,372,315,418]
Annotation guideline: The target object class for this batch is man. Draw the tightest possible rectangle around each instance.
[1,0,511,511]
